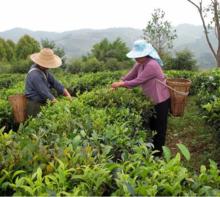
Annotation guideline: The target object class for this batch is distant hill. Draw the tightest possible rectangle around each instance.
[173,24,217,68]
[0,27,143,58]
[0,24,217,68]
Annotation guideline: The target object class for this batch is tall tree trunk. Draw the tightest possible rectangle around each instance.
[214,0,220,67]
[217,48,220,67]
[187,0,220,67]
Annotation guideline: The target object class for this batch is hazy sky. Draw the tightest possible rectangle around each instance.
[1,0,204,32]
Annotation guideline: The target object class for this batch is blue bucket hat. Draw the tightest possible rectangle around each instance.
[126,39,163,66]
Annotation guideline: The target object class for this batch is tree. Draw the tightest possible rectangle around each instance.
[91,38,110,62]
[6,39,16,49]
[41,38,65,58]
[143,8,177,55]
[161,51,174,70]
[41,38,66,66]
[108,38,131,61]
[91,38,130,62]
[67,38,132,73]
[5,40,16,62]
[0,38,16,63]
[16,35,40,60]
[41,38,56,49]
[187,0,220,67]
[0,38,7,62]
[173,49,198,70]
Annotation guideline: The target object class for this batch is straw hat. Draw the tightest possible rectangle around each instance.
[30,48,62,68]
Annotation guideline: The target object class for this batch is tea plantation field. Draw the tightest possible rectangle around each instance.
[0,69,220,196]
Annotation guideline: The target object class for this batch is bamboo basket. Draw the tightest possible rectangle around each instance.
[8,94,27,123]
[166,78,191,117]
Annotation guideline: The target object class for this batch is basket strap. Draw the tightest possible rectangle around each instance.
[156,79,189,96]
[28,67,48,81]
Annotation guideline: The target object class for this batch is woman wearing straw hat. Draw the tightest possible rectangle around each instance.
[111,39,170,156]
[25,48,72,117]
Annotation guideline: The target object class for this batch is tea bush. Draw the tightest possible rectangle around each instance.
[1,69,220,196]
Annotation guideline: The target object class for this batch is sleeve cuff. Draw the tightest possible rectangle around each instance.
[123,81,137,88]
[48,95,55,101]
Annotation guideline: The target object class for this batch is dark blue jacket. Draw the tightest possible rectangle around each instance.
[25,64,64,103]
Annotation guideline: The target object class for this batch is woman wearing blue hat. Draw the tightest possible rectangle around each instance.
[111,39,170,156]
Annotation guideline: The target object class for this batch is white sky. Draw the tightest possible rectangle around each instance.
[1,0,204,32]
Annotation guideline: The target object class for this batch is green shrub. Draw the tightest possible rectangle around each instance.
[0,62,12,73]
[10,59,32,73]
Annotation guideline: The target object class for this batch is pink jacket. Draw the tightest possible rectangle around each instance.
[122,57,170,104]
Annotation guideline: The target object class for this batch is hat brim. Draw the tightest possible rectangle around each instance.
[30,53,62,68]
[126,50,150,59]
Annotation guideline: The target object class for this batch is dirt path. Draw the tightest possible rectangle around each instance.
[166,96,220,171]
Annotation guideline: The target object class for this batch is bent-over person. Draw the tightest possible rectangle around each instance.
[25,48,72,117]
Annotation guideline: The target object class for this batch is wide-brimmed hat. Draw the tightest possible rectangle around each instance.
[126,39,163,66]
[30,48,62,68]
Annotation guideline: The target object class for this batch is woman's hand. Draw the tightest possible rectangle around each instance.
[51,98,57,103]
[63,88,72,100]
[111,81,125,89]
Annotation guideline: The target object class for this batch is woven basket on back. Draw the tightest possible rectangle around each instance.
[166,78,192,117]
[8,94,27,123]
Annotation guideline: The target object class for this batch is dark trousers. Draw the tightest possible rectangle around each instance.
[26,99,45,118]
[150,98,171,156]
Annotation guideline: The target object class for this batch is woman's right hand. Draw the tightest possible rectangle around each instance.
[111,81,125,88]
[51,98,57,103]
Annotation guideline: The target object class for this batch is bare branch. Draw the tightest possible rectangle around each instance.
[187,0,217,59]
[186,0,200,9]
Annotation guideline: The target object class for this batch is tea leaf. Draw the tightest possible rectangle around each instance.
[12,170,26,179]
[177,143,190,161]
[162,146,171,162]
